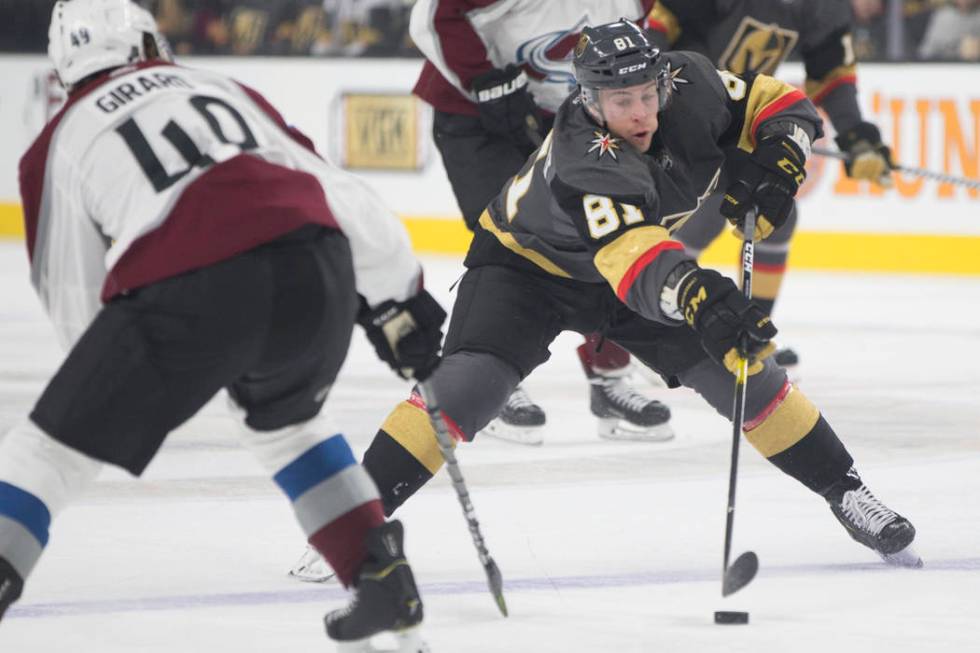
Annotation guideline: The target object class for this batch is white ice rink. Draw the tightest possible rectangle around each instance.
[1,240,979,652]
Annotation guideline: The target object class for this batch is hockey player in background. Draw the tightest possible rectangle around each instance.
[647,0,895,370]
[407,0,672,446]
[0,2,444,650]
[361,20,921,569]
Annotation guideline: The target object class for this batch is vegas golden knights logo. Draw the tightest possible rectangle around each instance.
[717,17,799,76]
[343,94,421,170]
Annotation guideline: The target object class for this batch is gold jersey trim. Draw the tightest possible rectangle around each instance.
[593,225,673,290]
[804,63,858,103]
[738,75,801,153]
[647,4,682,44]
[478,210,573,279]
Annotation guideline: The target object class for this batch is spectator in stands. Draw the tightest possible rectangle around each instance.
[850,0,943,60]
[918,0,980,60]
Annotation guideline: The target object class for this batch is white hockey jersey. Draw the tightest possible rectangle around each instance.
[19,61,420,350]
[410,0,655,115]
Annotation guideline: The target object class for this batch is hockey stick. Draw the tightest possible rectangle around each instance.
[416,381,509,617]
[812,146,980,190]
[721,207,760,598]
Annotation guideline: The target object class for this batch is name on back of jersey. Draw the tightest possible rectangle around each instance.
[94,71,193,114]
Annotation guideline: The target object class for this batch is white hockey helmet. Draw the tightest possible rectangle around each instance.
[48,0,171,89]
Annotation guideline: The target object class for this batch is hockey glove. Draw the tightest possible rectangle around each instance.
[678,268,777,375]
[358,290,447,382]
[722,132,808,240]
[472,64,543,153]
[835,121,894,188]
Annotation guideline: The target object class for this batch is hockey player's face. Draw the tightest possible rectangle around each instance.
[599,82,660,151]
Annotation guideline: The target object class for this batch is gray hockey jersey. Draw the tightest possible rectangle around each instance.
[467,51,821,324]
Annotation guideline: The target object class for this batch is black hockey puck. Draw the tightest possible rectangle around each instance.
[714,610,749,624]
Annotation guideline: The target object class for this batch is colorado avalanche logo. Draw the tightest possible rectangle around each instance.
[588,131,620,161]
[515,17,593,93]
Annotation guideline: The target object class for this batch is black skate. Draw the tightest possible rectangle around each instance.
[480,385,547,446]
[590,371,673,442]
[0,557,24,621]
[325,520,428,652]
[823,468,922,568]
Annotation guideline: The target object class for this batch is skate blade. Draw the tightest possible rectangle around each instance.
[879,545,923,569]
[288,547,336,583]
[598,419,674,443]
[336,627,430,653]
[478,421,544,446]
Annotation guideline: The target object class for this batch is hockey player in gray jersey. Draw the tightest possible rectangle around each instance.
[0,2,441,650]
[408,0,670,447]
[647,0,895,369]
[360,20,920,569]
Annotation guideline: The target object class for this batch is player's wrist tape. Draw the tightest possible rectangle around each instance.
[659,260,699,322]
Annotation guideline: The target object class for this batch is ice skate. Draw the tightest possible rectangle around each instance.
[325,520,427,652]
[590,370,673,442]
[823,468,922,568]
[479,386,546,446]
[289,545,335,583]
[0,558,23,622]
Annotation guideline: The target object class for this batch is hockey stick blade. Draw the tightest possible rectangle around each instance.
[722,551,759,597]
[485,557,509,617]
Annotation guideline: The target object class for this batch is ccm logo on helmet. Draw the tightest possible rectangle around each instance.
[618,63,648,75]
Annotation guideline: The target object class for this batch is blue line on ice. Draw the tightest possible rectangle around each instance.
[9,557,979,619]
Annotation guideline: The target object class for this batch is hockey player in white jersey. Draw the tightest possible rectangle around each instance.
[0,2,442,650]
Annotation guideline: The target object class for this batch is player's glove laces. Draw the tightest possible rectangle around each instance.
[472,64,543,153]
[678,268,777,375]
[358,289,447,382]
[835,121,894,188]
[722,130,808,240]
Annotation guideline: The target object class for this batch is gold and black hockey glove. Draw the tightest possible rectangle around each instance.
[358,289,447,382]
[472,64,543,153]
[722,133,807,240]
[835,121,894,188]
[678,268,777,375]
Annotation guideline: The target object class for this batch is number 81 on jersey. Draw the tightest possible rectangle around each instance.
[583,194,645,239]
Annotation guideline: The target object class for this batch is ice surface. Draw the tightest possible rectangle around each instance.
[1,241,979,652]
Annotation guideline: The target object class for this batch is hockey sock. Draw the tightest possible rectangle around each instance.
[578,333,631,374]
[0,419,102,616]
[742,383,853,493]
[233,410,384,588]
[363,392,463,515]
[272,435,384,587]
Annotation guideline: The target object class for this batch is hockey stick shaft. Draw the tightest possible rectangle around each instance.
[723,209,755,588]
[812,146,980,190]
[416,380,508,617]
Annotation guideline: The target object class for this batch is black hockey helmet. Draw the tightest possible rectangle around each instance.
[573,19,671,119]
[573,19,662,89]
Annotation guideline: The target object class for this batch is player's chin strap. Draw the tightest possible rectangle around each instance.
[812,146,980,191]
